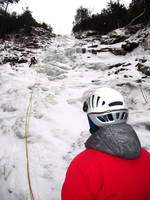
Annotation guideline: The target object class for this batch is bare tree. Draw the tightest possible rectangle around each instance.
[0,0,20,13]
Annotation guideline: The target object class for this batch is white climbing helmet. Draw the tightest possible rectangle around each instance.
[83,87,128,126]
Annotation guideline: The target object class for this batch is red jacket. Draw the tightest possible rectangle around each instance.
[62,148,150,200]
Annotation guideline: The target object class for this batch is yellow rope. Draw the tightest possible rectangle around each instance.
[25,88,35,200]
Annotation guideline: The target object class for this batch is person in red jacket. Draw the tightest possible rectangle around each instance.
[61,87,150,200]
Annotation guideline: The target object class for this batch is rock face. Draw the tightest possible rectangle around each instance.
[109,48,127,55]
[136,63,150,76]
[73,24,150,78]
[74,30,99,39]
[125,24,144,34]
[3,56,28,65]
[74,24,150,58]
[122,41,139,52]
[101,30,127,45]
[0,27,56,66]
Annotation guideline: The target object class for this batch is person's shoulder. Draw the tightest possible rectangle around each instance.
[67,149,103,176]
[141,148,150,157]
[71,148,101,167]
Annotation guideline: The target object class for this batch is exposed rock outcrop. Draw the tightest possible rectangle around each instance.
[0,27,56,66]
[122,41,139,52]
[101,30,128,45]
[136,63,150,76]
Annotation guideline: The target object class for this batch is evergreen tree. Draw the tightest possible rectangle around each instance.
[74,6,90,25]
[18,9,37,27]
[0,6,53,38]
[0,0,20,37]
[101,0,128,29]
[72,0,128,35]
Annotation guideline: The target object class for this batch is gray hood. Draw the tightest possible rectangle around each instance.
[85,123,141,159]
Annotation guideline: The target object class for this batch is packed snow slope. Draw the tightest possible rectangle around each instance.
[0,30,150,200]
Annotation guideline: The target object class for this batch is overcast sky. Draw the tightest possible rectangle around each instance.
[10,0,132,35]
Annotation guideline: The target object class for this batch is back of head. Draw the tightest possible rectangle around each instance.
[83,87,128,133]
[83,87,141,159]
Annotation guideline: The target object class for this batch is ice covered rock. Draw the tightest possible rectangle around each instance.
[136,63,150,76]
[122,41,139,52]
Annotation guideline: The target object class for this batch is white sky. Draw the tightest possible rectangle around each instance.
[10,0,132,35]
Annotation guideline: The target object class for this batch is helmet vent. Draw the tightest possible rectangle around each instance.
[107,114,113,121]
[97,114,114,122]
[92,95,94,108]
[121,112,125,120]
[96,96,100,107]
[120,112,128,120]
[116,113,120,119]
[102,101,105,105]
[83,102,88,112]
[103,115,108,122]
[109,101,123,106]
[97,116,105,122]
[88,98,91,108]
[125,113,128,120]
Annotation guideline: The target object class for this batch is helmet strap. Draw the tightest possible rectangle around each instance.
[87,116,99,134]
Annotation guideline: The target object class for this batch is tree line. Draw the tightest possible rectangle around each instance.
[72,0,150,35]
[0,0,53,38]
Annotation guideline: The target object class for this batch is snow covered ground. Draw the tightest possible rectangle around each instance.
[0,33,150,200]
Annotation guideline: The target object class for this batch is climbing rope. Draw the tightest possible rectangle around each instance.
[25,87,35,200]
[24,81,51,200]
[139,83,148,104]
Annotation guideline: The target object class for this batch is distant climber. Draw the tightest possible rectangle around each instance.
[29,56,37,68]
